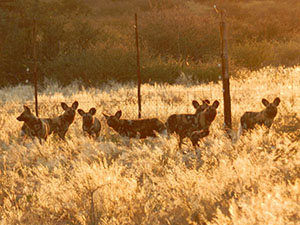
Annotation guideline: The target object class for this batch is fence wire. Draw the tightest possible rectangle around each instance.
[2,83,299,123]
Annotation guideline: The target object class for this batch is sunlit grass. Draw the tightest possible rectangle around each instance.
[0,66,299,224]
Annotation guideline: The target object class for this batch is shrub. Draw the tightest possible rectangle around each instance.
[273,40,300,67]
[139,7,219,63]
[231,40,275,70]
[2,0,300,87]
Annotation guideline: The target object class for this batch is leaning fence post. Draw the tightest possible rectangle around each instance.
[215,6,232,134]
[33,1,39,117]
[33,18,39,117]
[135,13,142,119]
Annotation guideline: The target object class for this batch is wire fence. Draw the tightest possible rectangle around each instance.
[3,83,299,122]
[1,90,212,117]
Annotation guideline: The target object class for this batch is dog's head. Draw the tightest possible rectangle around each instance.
[17,105,34,122]
[78,107,96,126]
[192,99,210,114]
[103,110,122,129]
[202,100,219,124]
[262,97,280,118]
[61,101,79,122]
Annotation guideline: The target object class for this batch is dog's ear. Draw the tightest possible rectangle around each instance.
[262,98,270,107]
[102,113,109,120]
[192,100,200,109]
[89,108,96,115]
[115,110,122,119]
[77,109,85,116]
[23,105,31,113]
[61,102,68,110]
[212,100,219,109]
[72,101,79,110]
[273,97,280,106]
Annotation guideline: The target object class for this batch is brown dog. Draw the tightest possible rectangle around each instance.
[17,105,50,144]
[78,107,101,139]
[20,101,79,141]
[166,100,219,148]
[189,101,220,146]
[238,97,280,137]
[103,110,167,138]
[47,101,79,140]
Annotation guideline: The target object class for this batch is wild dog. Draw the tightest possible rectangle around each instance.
[103,110,167,138]
[20,123,36,140]
[165,99,212,147]
[17,105,50,144]
[78,107,101,139]
[46,101,79,140]
[238,97,280,137]
[166,100,219,148]
[193,99,210,114]
[166,99,210,136]
[21,101,79,140]
[189,101,220,146]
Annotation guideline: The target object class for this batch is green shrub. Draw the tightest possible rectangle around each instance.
[43,51,101,86]
[139,7,219,62]
[273,40,300,66]
[43,48,138,86]
[231,40,275,70]
[1,0,300,87]
[139,56,221,84]
[0,0,97,87]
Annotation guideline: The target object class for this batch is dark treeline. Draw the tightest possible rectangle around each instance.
[1,0,300,87]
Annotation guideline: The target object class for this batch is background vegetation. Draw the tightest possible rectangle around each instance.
[0,66,299,224]
[0,0,300,87]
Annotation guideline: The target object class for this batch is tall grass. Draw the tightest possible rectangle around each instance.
[0,66,299,224]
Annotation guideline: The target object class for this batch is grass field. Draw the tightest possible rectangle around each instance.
[0,66,299,224]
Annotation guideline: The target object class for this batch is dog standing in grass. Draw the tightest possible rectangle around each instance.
[20,101,78,141]
[46,101,79,140]
[17,105,50,144]
[166,100,219,148]
[103,110,167,138]
[238,97,281,137]
[78,107,101,139]
[189,101,220,146]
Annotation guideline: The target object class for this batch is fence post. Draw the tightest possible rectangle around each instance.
[215,6,232,134]
[33,16,39,117]
[135,13,142,119]
[32,0,39,117]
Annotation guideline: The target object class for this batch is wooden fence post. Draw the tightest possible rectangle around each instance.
[215,6,232,133]
[33,16,38,117]
[135,13,142,119]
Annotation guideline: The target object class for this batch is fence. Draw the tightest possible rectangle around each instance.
[3,69,300,123]
[20,9,233,133]
[2,6,300,131]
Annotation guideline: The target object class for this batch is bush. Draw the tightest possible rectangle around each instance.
[139,7,219,62]
[0,0,97,87]
[231,40,275,70]
[2,0,300,87]
[43,47,139,86]
[273,40,300,67]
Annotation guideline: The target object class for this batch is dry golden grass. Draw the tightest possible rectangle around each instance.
[0,66,300,224]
